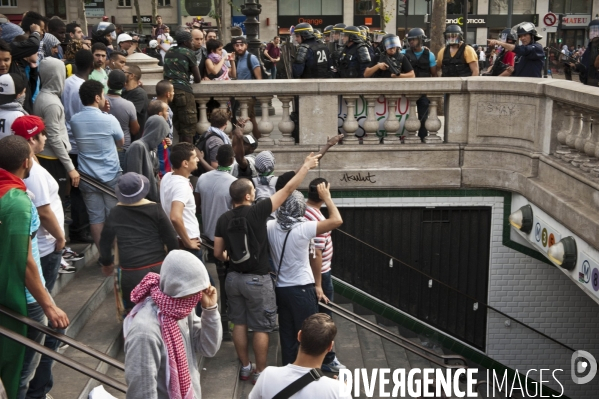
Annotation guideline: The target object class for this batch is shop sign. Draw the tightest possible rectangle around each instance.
[446,15,486,26]
[85,0,105,18]
[562,14,591,27]
[277,15,341,30]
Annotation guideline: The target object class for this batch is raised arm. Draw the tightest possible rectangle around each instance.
[270,152,321,212]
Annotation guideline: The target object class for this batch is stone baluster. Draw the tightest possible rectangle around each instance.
[237,97,254,134]
[342,95,360,144]
[555,105,574,160]
[195,97,211,135]
[572,112,593,167]
[403,97,422,144]
[383,97,401,144]
[424,97,443,143]
[582,113,599,172]
[215,97,233,135]
[257,96,274,145]
[563,110,583,162]
[362,95,381,145]
[277,96,295,145]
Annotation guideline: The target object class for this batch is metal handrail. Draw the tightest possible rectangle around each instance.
[319,302,467,370]
[0,305,124,370]
[0,325,127,393]
[326,301,468,366]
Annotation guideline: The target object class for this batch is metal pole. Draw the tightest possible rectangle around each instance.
[463,0,468,43]
[507,0,513,29]
[405,0,409,38]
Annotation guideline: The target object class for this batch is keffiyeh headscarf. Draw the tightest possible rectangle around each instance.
[129,273,202,399]
[42,33,60,58]
[276,190,307,231]
[255,151,275,175]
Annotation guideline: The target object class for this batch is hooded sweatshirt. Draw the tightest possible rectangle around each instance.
[123,250,222,399]
[0,102,28,139]
[33,58,74,172]
[123,115,169,202]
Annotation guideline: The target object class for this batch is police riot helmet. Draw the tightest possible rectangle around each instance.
[341,26,363,45]
[589,18,599,40]
[314,29,323,40]
[294,22,315,40]
[382,33,401,50]
[407,27,426,46]
[444,24,463,45]
[92,21,116,43]
[499,28,517,44]
[324,25,334,34]
[372,30,387,44]
[512,22,542,42]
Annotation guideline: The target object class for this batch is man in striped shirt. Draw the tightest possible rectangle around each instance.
[304,177,345,373]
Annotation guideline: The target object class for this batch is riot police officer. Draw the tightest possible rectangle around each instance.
[337,26,371,78]
[331,23,346,68]
[323,25,334,45]
[488,22,543,78]
[571,19,599,86]
[292,22,332,79]
[437,25,479,77]
[401,28,436,141]
[485,28,516,77]
[92,21,117,55]
[372,30,387,53]
[314,29,324,44]
[364,34,414,78]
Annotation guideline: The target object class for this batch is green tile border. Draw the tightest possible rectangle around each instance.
[333,278,569,399]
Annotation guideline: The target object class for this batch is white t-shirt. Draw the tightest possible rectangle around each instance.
[158,33,173,59]
[24,161,65,257]
[249,364,351,399]
[267,220,317,288]
[479,50,486,62]
[160,172,200,240]
[0,107,26,140]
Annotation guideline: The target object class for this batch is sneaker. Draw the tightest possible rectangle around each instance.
[251,371,261,385]
[321,356,346,373]
[46,394,54,399]
[62,247,84,261]
[239,363,253,381]
[59,258,76,274]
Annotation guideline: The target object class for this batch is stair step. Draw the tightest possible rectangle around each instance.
[52,249,112,339]
[50,295,123,399]
[101,348,126,399]
[379,325,411,371]
[356,315,389,399]
[333,303,365,372]
[50,243,97,297]
[201,340,240,399]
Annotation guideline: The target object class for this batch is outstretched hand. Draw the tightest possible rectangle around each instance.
[303,152,322,170]
[326,134,344,146]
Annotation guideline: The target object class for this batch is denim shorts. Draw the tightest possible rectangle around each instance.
[225,271,277,332]
[79,174,120,224]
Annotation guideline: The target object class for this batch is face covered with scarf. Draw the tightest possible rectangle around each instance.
[276,190,307,231]
[128,250,210,399]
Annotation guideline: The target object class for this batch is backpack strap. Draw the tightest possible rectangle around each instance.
[247,53,255,79]
[273,230,291,285]
[272,368,324,399]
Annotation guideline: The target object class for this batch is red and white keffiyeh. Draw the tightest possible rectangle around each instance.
[130,273,202,399]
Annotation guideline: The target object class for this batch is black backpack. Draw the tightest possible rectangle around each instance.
[235,51,271,79]
[192,130,220,176]
[226,208,263,271]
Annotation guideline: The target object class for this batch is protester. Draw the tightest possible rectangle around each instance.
[122,65,149,137]
[191,28,207,79]
[146,40,163,66]
[154,80,174,177]
[0,39,11,76]
[202,109,233,168]
[105,50,127,74]
[152,15,167,39]
[157,26,173,62]
[163,29,201,143]
[99,172,178,310]
[124,113,169,202]
[33,57,80,198]
[0,135,69,399]
[71,79,124,249]
[206,39,235,80]
[231,126,258,178]
[263,36,281,79]
[213,152,321,384]
[160,142,203,258]
[124,250,222,399]
[13,116,69,398]
[40,33,60,59]
[249,314,350,399]
[0,16,24,43]
[47,17,66,59]
[0,73,27,139]
[66,22,84,42]
[9,22,41,113]
[117,33,134,55]
[89,42,109,92]
[106,69,139,166]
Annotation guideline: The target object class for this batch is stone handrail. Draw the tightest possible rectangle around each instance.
[142,77,599,248]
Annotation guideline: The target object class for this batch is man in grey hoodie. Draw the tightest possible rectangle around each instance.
[33,57,80,195]
[123,108,170,202]
[123,250,222,399]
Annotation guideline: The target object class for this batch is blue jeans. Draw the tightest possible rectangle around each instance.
[276,284,318,365]
[268,65,277,79]
[26,250,64,398]
[18,303,46,399]
[319,271,336,365]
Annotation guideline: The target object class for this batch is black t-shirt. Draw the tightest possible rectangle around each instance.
[368,53,414,78]
[214,198,273,275]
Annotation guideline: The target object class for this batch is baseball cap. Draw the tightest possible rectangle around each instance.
[232,36,247,45]
[149,39,158,49]
[108,69,127,90]
[242,133,258,150]
[117,33,133,44]
[0,73,26,105]
[0,17,8,24]
[12,115,46,139]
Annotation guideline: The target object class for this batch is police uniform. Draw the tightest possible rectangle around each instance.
[404,46,434,140]
[338,42,371,78]
[367,51,413,78]
[438,43,475,77]
[293,37,332,79]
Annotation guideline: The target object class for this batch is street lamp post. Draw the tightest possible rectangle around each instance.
[240,0,262,59]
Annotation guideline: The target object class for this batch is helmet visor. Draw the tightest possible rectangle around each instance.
[445,32,460,45]
[383,36,401,50]
[373,32,385,43]
[591,26,599,40]
[339,32,349,46]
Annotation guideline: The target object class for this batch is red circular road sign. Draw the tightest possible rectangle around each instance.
[544,13,557,27]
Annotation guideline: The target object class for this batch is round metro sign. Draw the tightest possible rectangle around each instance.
[544,12,557,27]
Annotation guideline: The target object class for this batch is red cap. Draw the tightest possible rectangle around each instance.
[102,16,109,21]
[11,115,45,139]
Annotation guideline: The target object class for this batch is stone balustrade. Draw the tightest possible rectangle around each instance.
[142,77,599,248]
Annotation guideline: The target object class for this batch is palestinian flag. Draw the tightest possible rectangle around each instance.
[0,169,32,399]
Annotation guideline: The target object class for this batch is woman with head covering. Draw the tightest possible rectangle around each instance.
[98,172,179,311]
[266,183,343,366]
[41,33,60,59]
